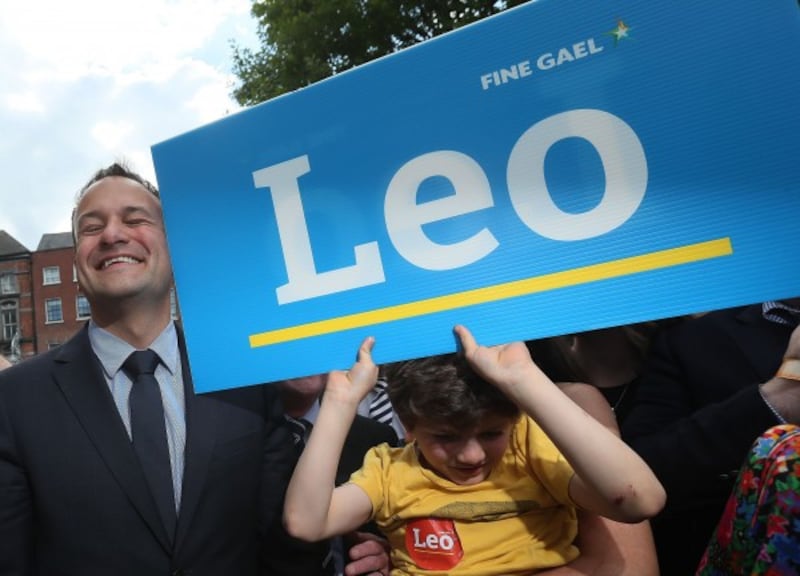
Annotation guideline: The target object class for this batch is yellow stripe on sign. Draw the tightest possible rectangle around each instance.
[249,237,733,348]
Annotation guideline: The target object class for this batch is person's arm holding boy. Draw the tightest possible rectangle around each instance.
[455,324,666,523]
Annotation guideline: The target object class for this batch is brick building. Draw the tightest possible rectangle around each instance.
[1,229,180,363]
[0,231,35,361]
[31,232,89,352]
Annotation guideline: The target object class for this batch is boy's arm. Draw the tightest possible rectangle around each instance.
[283,338,378,541]
[455,325,666,523]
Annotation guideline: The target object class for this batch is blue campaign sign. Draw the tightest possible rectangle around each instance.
[152,0,800,393]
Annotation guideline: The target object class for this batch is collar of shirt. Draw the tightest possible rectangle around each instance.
[762,301,800,326]
[299,398,322,426]
[88,320,180,380]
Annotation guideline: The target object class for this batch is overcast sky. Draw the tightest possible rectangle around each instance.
[0,0,258,251]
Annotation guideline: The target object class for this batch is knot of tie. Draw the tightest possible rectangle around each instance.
[285,415,312,446]
[123,349,161,379]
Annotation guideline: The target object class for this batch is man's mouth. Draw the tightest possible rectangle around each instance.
[100,256,140,269]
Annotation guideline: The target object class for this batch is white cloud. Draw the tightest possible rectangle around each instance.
[0,0,251,77]
[3,91,46,114]
[185,72,239,122]
[0,0,258,251]
[91,120,136,151]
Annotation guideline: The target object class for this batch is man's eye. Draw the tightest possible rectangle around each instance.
[479,430,504,440]
[80,225,103,235]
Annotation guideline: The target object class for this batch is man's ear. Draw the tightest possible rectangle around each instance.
[404,429,415,444]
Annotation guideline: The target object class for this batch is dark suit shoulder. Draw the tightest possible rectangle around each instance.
[659,303,791,383]
[0,335,81,397]
[661,305,749,345]
[201,382,277,417]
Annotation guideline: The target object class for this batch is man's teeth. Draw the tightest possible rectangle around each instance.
[102,256,139,269]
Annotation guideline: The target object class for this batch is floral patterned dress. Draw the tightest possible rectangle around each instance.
[696,424,800,575]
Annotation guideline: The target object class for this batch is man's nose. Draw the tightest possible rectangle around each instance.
[99,218,128,244]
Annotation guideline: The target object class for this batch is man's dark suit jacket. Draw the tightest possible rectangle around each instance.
[267,413,398,575]
[0,325,296,576]
[622,304,794,576]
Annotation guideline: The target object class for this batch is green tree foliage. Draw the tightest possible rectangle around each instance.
[231,0,529,106]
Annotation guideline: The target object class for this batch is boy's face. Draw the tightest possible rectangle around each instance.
[408,414,516,486]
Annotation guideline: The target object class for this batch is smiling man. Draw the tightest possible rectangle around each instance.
[0,163,307,575]
[72,172,175,337]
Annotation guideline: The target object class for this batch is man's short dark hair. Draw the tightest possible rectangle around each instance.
[76,162,159,201]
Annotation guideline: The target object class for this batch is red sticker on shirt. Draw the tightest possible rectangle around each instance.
[405,518,464,571]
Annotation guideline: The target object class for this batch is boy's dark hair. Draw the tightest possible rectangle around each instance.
[385,353,520,430]
[72,161,160,241]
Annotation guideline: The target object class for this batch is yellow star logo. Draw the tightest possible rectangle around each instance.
[607,20,632,45]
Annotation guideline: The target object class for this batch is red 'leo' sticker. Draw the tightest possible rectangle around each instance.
[405,518,464,571]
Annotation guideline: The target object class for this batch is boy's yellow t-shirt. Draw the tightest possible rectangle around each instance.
[348,416,578,575]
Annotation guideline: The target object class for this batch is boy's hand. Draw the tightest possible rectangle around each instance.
[455,324,539,397]
[325,336,379,407]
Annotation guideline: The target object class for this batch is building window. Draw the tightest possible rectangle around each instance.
[1,301,18,341]
[45,298,63,324]
[43,266,61,285]
[48,341,62,350]
[0,274,18,295]
[76,295,91,319]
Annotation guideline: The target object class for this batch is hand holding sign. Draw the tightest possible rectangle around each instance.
[324,336,379,409]
[455,324,546,405]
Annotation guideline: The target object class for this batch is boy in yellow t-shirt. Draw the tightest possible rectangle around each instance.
[284,325,665,575]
